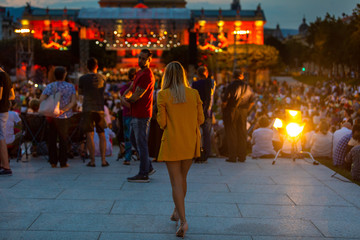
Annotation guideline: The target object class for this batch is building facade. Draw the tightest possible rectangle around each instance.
[3,0,266,69]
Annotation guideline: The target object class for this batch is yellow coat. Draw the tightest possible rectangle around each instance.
[157,87,204,161]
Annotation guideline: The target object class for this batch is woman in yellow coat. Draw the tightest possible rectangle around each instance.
[157,61,204,238]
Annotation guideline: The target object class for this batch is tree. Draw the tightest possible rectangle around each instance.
[348,4,360,76]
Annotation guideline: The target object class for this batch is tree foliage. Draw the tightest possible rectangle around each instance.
[305,4,360,77]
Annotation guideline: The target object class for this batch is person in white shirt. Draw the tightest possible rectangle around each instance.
[311,119,333,158]
[332,121,352,159]
[251,116,276,158]
[302,119,315,151]
[5,109,21,158]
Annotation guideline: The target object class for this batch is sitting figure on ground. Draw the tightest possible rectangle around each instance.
[251,115,276,158]
[345,128,360,181]
[310,119,333,158]
[6,104,21,158]
[333,123,360,167]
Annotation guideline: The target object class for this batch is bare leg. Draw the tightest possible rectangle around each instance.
[166,159,192,224]
[86,132,95,164]
[98,132,106,164]
[181,159,192,199]
[0,139,10,169]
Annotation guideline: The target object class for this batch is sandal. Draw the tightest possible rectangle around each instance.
[86,162,96,167]
[102,161,110,167]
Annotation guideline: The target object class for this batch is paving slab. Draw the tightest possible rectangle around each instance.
[0,188,63,199]
[239,205,360,222]
[312,220,360,238]
[0,231,100,240]
[0,213,40,230]
[111,200,241,218]
[0,199,114,214]
[1,148,360,239]
[100,233,252,240]
[287,192,353,206]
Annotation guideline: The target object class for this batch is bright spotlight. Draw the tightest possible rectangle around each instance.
[285,109,301,123]
[273,118,283,129]
[286,123,304,138]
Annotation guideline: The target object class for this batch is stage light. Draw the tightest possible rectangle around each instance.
[288,110,299,117]
[21,20,29,26]
[15,29,31,34]
[273,118,283,129]
[285,109,301,123]
[198,20,206,27]
[272,109,318,165]
[286,123,304,138]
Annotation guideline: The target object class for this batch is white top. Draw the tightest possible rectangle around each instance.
[251,128,276,158]
[332,127,352,157]
[94,128,115,157]
[282,136,302,154]
[104,105,112,126]
[310,131,333,158]
[5,111,21,144]
[304,130,315,151]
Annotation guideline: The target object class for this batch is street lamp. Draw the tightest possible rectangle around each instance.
[233,30,249,72]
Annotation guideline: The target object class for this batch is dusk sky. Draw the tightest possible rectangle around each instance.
[1,0,359,29]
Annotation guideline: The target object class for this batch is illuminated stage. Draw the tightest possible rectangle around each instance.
[14,0,266,70]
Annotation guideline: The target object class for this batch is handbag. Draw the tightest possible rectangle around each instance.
[39,83,61,117]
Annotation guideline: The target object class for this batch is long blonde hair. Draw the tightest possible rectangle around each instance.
[161,61,189,104]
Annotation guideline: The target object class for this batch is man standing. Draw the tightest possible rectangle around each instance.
[123,49,155,183]
[221,70,254,162]
[192,66,215,163]
[79,58,108,167]
[0,67,15,175]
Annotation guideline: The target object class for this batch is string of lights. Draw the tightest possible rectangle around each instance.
[95,30,181,50]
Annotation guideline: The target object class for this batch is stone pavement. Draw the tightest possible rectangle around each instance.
[1,148,360,240]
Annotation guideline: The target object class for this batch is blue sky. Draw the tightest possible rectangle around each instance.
[1,0,359,29]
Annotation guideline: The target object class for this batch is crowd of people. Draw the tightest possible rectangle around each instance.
[2,49,360,237]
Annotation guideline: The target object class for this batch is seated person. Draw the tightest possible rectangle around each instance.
[6,105,22,158]
[302,120,315,151]
[272,125,282,152]
[251,116,276,158]
[27,98,40,114]
[211,119,225,157]
[333,124,360,166]
[281,136,302,157]
[345,131,360,181]
[310,119,333,158]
